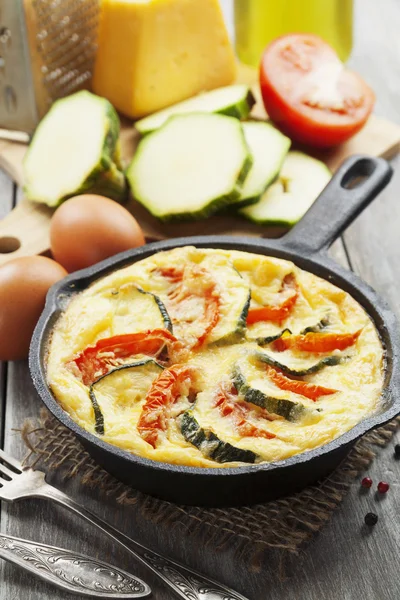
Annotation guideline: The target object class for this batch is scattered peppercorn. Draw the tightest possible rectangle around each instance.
[364,512,378,527]
[394,444,400,458]
[361,477,373,488]
[377,481,390,494]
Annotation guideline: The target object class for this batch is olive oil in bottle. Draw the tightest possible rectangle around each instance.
[234,0,353,67]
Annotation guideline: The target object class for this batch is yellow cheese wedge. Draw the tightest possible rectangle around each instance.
[92,0,237,119]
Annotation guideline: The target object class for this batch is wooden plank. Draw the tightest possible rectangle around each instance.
[0,173,17,449]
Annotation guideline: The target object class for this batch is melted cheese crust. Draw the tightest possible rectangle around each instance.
[47,247,384,468]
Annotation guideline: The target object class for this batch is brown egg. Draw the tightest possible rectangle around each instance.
[50,195,146,273]
[0,256,67,361]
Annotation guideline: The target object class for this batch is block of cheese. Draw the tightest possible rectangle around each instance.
[92,0,237,119]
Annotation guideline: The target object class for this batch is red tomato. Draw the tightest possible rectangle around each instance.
[259,34,375,147]
[73,329,179,385]
[265,367,337,401]
[247,273,298,325]
[272,330,362,353]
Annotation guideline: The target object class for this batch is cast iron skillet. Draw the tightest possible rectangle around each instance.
[30,155,399,507]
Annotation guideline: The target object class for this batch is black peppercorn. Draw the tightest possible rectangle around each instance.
[394,444,400,458]
[364,512,378,527]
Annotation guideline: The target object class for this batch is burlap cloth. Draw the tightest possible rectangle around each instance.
[21,409,399,565]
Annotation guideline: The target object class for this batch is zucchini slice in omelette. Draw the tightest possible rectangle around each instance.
[47,246,384,468]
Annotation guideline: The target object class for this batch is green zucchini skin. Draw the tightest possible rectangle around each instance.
[112,284,173,333]
[180,412,258,464]
[237,291,251,337]
[254,352,344,376]
[221,89,256,120]
[24,91,125,207]
[248,328,292,347]
[89,388,105,435]
[211,290,251,346]
[88,162,129,204]
[232,367,304,422]
[300,316,330,335]
[136,287,173,333]
[240,151,331,227]
[234,121,291,209]
[127,113,254,222]
[135,85,256,135]
[89,359,165,435]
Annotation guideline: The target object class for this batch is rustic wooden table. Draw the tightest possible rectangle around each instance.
[1,1,400,598]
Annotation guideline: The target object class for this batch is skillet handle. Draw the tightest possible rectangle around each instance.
[281,154,393,255]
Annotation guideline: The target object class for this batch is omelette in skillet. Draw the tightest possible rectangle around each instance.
[47,247,384,468]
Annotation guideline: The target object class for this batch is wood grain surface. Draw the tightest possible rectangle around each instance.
[1,1,400,599]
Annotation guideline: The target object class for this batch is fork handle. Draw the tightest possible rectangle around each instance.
[34,483,249,600]
[0,532,151,598]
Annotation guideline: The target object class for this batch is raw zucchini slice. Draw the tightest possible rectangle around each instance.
[180,411,258,464]
[254,351,344,377]
[127,113,253,221]
[135,85,256,135]
[89,162,129,203]
[236,122,291,207]
[232,365,304,421]
[89,358,164,435]
[240,151,331,226]
[110,284,173,335]
[24,91,124,207]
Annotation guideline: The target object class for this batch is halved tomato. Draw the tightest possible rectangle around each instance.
[260,34,375,147]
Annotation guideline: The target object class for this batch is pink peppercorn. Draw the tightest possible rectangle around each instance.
[377,481,390,494]
[361,477,373,488]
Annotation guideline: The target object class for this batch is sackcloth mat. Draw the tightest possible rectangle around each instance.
[20,409,399,568]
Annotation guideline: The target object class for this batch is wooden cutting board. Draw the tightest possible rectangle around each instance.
[1,63,400,265]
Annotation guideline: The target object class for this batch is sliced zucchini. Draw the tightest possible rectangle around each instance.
[24,91,124,207]
[110,284,173,335]
[300,316,330,334]
[254,351,345,377]
[236,122,291,207]
[89,358,165,435]
[89,162,128,204]
[240,151,331,226]
[89,388,105,435]
[156,254,251,345]
[127,113,253,221]
[135,85,256,135]
[214,289,250,345]
[232,365,304,421]
[248,328,292,347]
[205,259,251,345]
[180,411,258,464]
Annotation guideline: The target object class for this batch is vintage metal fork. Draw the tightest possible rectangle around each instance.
[0,448,249,600]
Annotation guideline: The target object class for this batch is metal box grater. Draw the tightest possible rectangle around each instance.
[1,0,100,136]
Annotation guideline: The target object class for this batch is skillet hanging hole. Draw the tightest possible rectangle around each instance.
[341,158,376,190]
[0,236,21,254]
